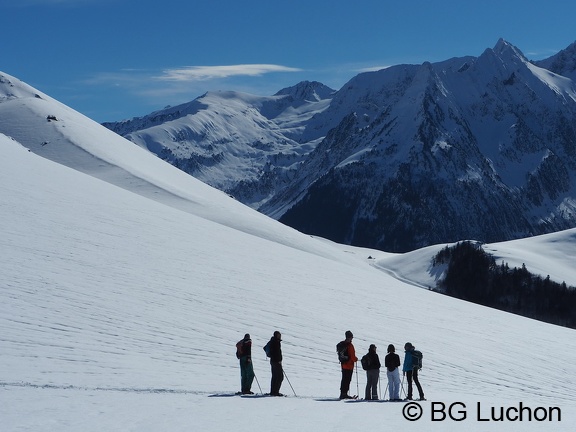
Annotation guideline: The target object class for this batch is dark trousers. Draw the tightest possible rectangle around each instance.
[340,368,353,397]
[365,369,379,400]
[270,361,284,395]
[406,369,424,399]
[239,356,254,393]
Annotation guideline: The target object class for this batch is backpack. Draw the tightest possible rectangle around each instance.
[263,340,271,358]
[336,341,349,363]
[235,340,244,359]
[361,354,371,370]
[412,350,423,370]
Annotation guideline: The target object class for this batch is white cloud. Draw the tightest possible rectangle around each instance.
[80,65,308,113]
[355,65,392,73]
[155,64,303,82]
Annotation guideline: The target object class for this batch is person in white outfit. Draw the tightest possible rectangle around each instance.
[384,344,402,401]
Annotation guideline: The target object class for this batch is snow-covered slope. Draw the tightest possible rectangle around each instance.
[1,73,576,431]
[104,81,335,208]
[358,229,576,291]
[535,41,576,82]
[0,72,354,265]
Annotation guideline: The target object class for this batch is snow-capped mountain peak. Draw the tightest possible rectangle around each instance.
[102,81,336,208]
[274,80,335,102]
[493,37,527,60]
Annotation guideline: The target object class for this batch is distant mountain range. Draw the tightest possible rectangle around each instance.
[105,39,576,252]
[104,80,336,210]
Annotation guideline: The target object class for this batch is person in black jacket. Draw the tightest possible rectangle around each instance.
[268,331,284,396]
[385,344,401,401]
[363,344,381,400]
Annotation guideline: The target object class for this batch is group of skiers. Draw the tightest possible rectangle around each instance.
[235,330,425,400]
[339,330,425,401]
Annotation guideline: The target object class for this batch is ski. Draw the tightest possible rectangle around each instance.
[208,393,242,398]
[340,395,358,400]
[237,392,288,398]
[346,397,388,403]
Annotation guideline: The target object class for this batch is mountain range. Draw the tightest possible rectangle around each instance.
[1,66,576,431]
[104,39,576,252]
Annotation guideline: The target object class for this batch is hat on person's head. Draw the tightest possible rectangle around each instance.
[369,344,376,351]
[345,330,353,338]
[387,344,395,353]
[244,333,251,340]
[404,342,414,350]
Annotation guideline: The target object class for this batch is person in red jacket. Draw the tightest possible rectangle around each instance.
[338,330,358,399]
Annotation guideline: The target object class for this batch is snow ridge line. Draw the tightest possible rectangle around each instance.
[1,382,329,400]
[371,262,432,289]
[0,381,204,395]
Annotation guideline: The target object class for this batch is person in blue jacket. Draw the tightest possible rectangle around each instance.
[402,342,425,400]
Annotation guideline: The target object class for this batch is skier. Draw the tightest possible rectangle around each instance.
[338,330,358,399]
[403,342,425,401]
[268,331,284,396]
[363,344,381,400]
[237,333,254,394]
[385,344,401,401]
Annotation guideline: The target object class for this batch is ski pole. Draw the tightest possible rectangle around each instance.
[355,362,359,398]
[253,371,263,395]
[401,373,407,398]
[283,368,297,397]
[383,374,388,401]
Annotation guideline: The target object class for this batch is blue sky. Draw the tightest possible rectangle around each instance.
[2,0,575,122]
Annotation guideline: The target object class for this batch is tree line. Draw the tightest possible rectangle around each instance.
[433,241,576,329]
